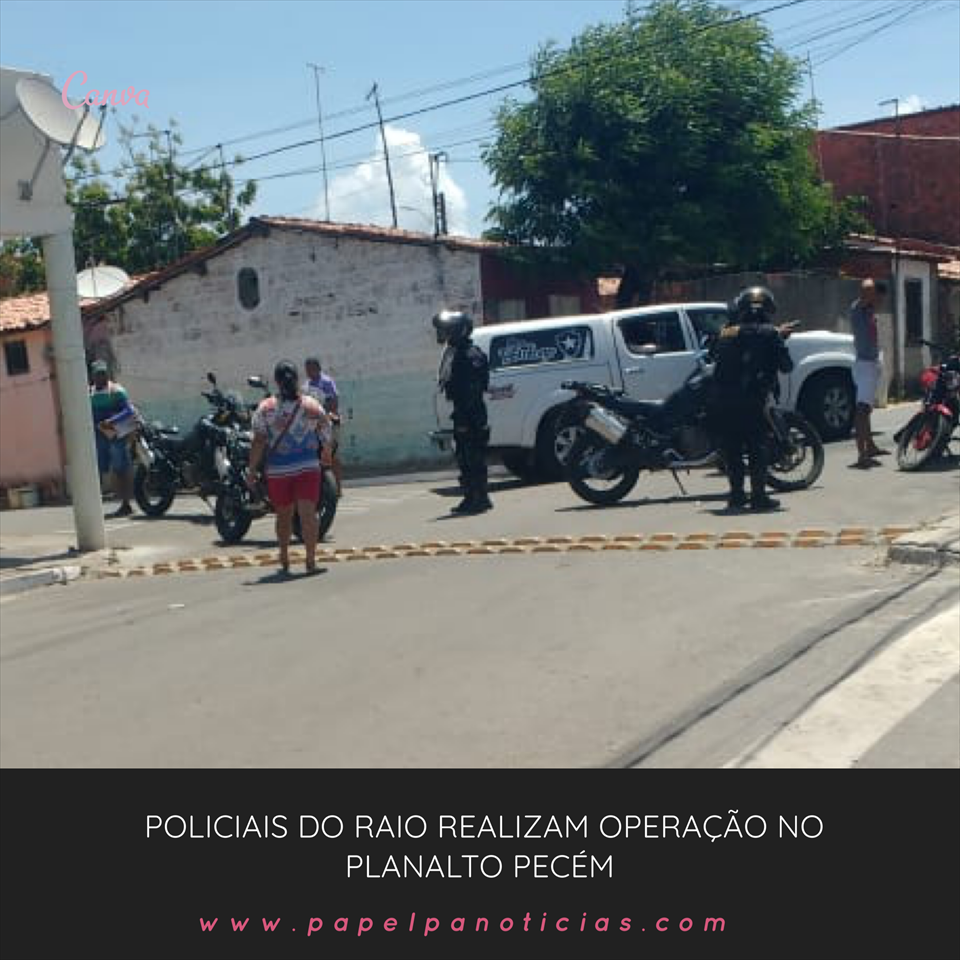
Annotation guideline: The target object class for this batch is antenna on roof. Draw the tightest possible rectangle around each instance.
[76,265,130,300]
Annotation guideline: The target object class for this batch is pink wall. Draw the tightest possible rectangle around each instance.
[0,327,64,491]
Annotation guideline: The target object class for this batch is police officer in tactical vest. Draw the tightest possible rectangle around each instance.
[712,286,794,512]
[433,309,493,514]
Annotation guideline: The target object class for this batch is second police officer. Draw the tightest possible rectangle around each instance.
[433,309,493,515]
[712,285,795,512]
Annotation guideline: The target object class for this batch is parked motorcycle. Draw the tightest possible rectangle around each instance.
[894,339,960,471]
[132,373,249,516]
[561,353,824,505]
[213,376,338,544]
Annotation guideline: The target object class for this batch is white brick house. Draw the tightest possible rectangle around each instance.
[83,218,493,472]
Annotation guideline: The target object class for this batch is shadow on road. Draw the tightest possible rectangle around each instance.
[555,491,730,512]
[244,568,329,586]
[431,478,540,498]
[0,549,78,570]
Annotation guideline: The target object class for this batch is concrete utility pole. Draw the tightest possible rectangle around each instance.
[429,151,448,236]
[879,97,903,397]
[307,63,331,221]
[217,143,230,224]
[42,230,106,550]
[366,82,398,228]
[807,53,824,177]
[162,128,179,260]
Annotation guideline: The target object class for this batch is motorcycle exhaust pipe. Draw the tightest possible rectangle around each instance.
[663,452,719,469]
[584,406,629,445]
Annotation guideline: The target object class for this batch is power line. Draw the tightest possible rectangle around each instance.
[812,0,946,66]
[69,0,810,189]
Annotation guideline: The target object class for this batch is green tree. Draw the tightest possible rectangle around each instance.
[0,238,45,297]
[66,119,257,275]
[483,0,868,304]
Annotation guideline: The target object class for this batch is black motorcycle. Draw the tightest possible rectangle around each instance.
[894,339,960,471]
[132,372,248,517]
[561,355,824,505]
[213,376,338,544]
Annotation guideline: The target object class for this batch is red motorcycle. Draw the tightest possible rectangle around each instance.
[894,339,960,471]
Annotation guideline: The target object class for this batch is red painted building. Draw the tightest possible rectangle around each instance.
[816,104,960,246]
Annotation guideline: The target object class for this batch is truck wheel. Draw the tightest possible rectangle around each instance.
[501,450,539,483]
[800,372,854,441]
[535,407,584,481]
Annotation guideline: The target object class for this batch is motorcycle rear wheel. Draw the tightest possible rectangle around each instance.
[214,487,253,543]
[765,412,824,492]
[133,465,177,516]
[292,472,339,542]
[896,411,951,471]
[566,435,640,505]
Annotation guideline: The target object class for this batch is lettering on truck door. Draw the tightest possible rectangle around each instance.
[613,309,699,400]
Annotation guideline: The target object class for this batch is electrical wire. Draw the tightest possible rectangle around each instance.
[68,0,809,188]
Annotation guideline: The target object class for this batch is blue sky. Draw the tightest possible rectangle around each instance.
[2,0,958,237]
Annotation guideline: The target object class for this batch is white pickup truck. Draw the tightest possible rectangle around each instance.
[433,302,856,480]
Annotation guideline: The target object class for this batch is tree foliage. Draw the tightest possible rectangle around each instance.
[0,238,45,297]
[482,0,869,304]
[66,120,257,276]
[1,121,257,298]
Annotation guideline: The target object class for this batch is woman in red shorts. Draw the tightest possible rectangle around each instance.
[246,360,330,575]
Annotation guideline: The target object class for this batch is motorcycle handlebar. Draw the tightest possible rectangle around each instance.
[919,338,958,356]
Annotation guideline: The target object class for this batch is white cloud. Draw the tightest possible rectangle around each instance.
[896,94,925,115]
[321,126,470,236]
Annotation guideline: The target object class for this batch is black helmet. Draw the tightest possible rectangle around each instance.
[273,359,299,398]
[734,286,777,322]
[432,310,473,345]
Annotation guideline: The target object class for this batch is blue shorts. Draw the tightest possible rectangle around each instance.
[96,433,131,475]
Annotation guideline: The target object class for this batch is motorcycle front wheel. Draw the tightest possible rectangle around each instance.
[566,434,640,505]
[214,486,253,543]
[133,464,177,516]
[765,411,824,492]
[896,411,951,471]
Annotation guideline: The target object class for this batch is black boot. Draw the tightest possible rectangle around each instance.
[750,494,781,511]
[471,474,492,512]
[727,489,749,510]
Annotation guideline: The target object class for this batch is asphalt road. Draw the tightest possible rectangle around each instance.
[1,407,957,568]
[1,405,957,768]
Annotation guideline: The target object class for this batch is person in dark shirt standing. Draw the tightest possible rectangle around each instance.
[712,286,795,511]
[849,278,889,468]
[433,310,492,514]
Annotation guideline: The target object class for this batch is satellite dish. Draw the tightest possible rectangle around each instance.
[16,77,106,151]
[76,265,130,300]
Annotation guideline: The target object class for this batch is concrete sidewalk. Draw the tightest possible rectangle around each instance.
[0,468,471,598]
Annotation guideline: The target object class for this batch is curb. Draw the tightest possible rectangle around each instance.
[887,542,960,569]
[887,514,960,569]
[0,565,83,597]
